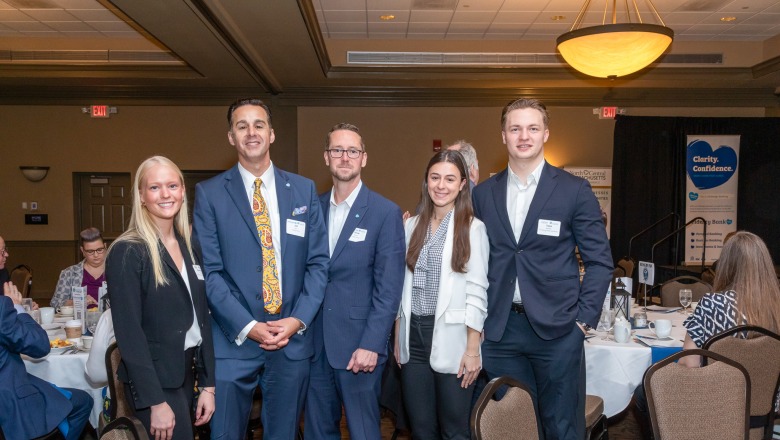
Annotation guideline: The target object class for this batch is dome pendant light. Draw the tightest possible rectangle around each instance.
[556,0,674,79]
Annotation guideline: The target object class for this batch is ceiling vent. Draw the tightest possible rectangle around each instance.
[411,0,457,10]
[347,51,723,66]
[677,0,731,12]
[5,50,183,64]
[4,0,58,8]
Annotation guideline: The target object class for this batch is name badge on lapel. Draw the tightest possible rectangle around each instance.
[537,219,561,237]
[192,265,205,280]
[287,219,306,237]
[349,228,367,242]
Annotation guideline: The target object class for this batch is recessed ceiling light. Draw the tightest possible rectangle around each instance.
[380,14,395,21]
[551,15,566,21]
[720,16,736,22]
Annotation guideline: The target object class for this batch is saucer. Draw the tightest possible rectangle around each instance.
[41,323,62,331]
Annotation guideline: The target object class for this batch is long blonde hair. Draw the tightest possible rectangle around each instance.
[110,156,194,286]
[713,231,780,333]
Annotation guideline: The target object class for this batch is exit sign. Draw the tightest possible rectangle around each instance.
[91,105,109,118]
[600,106,617,119]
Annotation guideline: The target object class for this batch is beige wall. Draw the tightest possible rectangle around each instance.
[0,103,767,300]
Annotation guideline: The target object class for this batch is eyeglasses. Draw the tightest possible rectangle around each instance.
[83,247,106,256]
[326,148,364,159]
[0,247,8,255]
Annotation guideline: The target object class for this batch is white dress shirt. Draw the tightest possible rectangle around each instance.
[236,162,284,344]
[507,160,544,303]
[328,181,362,256]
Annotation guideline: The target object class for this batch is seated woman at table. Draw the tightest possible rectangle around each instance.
[394,150,489,440]
[677,230,780,366]
[0,285,93,440]
[634,231,780,437]
[51,227,107,310]
[106,156,215,440]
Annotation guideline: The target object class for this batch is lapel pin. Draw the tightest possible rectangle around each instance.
[355,214,360,218]
[286,183,290,187]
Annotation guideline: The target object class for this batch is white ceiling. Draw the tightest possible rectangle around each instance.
[314,0,780,41]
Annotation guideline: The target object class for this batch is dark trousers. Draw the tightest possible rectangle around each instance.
[401,314,475,440]
[210,347,310,440]
[482,311,585,440]
[63,388,93,440]
[305,350,385,440]
[128,347,196,440]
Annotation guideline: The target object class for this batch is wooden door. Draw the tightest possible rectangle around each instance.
[73,173,132,242]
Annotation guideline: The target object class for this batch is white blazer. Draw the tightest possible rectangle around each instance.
[397,215,489,374]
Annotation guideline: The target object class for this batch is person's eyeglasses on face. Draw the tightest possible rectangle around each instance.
[83,247,106,256]
[326,148,364,159]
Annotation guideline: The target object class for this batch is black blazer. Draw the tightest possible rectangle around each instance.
[107,234,215,409]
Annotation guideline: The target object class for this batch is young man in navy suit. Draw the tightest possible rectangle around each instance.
[0,281,93,440]
[193,99,329,439]
[472,99,613,440]
[305,123,405,439]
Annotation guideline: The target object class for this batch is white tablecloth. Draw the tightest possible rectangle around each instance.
[23,340,105,428]
[585,307,688,417]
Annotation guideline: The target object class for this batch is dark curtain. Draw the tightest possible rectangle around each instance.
[611,116,780,274]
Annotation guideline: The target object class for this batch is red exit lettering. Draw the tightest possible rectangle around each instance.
[91,105,109,118]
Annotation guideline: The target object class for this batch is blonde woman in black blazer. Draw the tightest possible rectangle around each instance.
[107,156,215,440]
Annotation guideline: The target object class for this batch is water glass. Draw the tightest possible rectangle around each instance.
[679,289,693,315]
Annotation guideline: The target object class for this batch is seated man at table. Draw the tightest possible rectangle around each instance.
[0,284,93,440]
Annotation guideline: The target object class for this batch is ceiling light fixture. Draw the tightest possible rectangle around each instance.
[720,16,736,22]
[556,0,674,79]
[380,14,396,21]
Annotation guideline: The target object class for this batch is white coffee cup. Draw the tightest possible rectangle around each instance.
[65,319,82,339]
[613,318,632,343]
[649,319,673,339]
[58,305,74,316]
[81,336,93,349]
[40,307,55,325]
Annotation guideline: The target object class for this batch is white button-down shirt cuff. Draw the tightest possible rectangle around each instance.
[236,320,258,345]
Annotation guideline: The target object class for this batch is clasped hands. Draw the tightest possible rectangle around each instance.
[247,317,301,350]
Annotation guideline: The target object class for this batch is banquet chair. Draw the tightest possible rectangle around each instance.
[659,276,712,307]
[644,349,750,440]
[585,394,608,440]
[616,257,635,278]
[105,342,133,421]
[100,416,149,440]
[703,325,780,440]
[470,376,539,440]
[9,264,33,298]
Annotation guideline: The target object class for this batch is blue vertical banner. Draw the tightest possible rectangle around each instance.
[685,135,740,264]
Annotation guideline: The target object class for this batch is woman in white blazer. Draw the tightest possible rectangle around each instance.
[394,150,489,440]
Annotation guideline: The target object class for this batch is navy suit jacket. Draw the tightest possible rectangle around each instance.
[312,185,405,368]
[193,164,329,361]
[472,162,613,341]
[0,296,72,439]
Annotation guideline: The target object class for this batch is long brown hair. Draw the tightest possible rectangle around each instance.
[406,150,472,273]
[713,231,780,332]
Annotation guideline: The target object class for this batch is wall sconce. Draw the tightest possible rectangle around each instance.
[19,166,50,182]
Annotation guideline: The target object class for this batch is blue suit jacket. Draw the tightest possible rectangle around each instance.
[472,162,613,341]
[193,164,329,361]
[312,185,405,368]
[0,296,73,440]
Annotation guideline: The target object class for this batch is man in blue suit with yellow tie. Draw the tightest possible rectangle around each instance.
[305,123,405,439]
[193,98,329,439]
[472,98,613,440]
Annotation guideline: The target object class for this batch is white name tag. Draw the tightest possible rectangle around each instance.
[537,219,561,237]
[286,219,306,237]
[192,265,204,280]
[349,228,367,242]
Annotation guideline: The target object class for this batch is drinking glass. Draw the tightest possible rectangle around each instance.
[86,310,100,335]
[679,289,693,315]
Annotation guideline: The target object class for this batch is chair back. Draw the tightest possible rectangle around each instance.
[616,257,635,278]
[645,349,750,440]
[659,276,712,307]
[471,376,539,440]
[10,264,33,298]
[100,416,149,440]
[704,326,780,440]
[105,342,133,421]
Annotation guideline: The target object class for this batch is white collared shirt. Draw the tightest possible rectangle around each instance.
[328,181,362,256]
[506,160,545,303]
[236,162,284,344]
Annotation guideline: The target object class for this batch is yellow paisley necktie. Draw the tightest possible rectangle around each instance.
[253,178,281,314]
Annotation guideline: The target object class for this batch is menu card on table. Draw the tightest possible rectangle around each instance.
[72,286,86,333]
